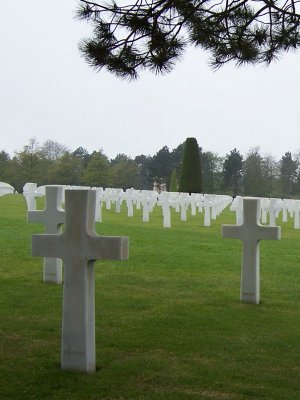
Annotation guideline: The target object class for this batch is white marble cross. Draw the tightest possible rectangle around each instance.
[28,185,65,284]
[32,190,129,372]
[93,187,103,222]
[23,182,40,211]
[268,198,282,227]
[222,197,281,304]
[292,200,300,229]
[203,195,211,227]
[157,193,172,228]
[179,193,188,221]
[125,188,134,217]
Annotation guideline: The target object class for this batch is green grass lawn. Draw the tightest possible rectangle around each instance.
[0,194,299,400]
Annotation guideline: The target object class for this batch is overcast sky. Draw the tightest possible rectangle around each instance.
[1,1,299,161]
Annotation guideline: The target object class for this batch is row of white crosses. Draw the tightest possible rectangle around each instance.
[231,195,300,229]
[24,183,300,230]
[24,183,233,228]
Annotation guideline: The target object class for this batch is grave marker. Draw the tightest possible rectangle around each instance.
[203,195,211,227]
[28,185,65,284]
[222,197,281,304]
[32,190,129,372]
[23,183,40,210]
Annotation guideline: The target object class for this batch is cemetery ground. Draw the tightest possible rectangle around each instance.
[0,194,299,400]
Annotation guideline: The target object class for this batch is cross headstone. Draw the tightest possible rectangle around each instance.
[28,185,65,284]
[32,190,129,372]
[190,194,197,216]
[260,198,269,224]
[268,198,282,227]
[282,199,288,222]
[179,193,188,221]
[23,182,39,210]
[222,197,281,304]
[141,195,150,222]
[230,196,243,225]
[292,200,300,229]
[125,188,134,217]
[158,192,172,228]
[203,195,211,227]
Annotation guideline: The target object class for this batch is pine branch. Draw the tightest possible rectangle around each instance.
[77,0,300,78]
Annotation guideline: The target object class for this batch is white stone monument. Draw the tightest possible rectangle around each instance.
[203,195,211,227]
[230,196,243,225]
[23,182,40,210]
[222,197,281,304]
[157,192,172,228]
[125,188,134,217]
[28,185,65,284]
[32,190,129,372]
[292,200,300,229]
[179,193,189,221]
[92,187,103,222]
[282,199,288,222]
[268,198,282,227]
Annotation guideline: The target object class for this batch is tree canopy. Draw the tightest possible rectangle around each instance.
[2,137,300,197]
[77,0,300,79]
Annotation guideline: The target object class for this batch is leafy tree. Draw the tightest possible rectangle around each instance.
[261,154,280,197]
[81,150,111,187]
[169,169,178,192]
[40,140,69,161]
[110,153,129,166]
[77,0,300,79]
[0,151,10,182]
[149,145,172,189]
[279,151,298,197]
[178,137,202,194]
[71,147,91,183]
[72,147,91,164]
[134,154,153,189]
[243,147,265,196]
[9,138,47,191]
[222,148,243,196]
[110,154,139,188]
[201,151,224,194]
[48,152,83,185]
[169,142,184,175]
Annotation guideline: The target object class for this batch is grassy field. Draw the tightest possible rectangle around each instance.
[0,194,299,400]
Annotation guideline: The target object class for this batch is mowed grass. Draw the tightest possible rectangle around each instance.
[0,194,299,400]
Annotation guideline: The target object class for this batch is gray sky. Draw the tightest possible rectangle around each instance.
[1,1,299,161]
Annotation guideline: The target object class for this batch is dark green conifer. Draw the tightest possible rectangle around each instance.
[178,138,202,194]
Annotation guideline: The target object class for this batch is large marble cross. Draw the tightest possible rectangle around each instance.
[32,190,129,372]
[28,185,65,284]
[222,197,281,304]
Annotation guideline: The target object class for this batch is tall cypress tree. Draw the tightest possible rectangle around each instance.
[178,138,202,194]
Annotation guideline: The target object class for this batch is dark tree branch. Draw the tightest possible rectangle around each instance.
[77,0,300,78]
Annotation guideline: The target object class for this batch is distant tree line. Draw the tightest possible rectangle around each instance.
[1,137,300,199]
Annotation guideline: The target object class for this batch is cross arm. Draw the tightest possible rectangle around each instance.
[222,224,242,240]
[88,236,129,261]
[32,234,64,260]
[257,225,281,241]
[28,210,45,223]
